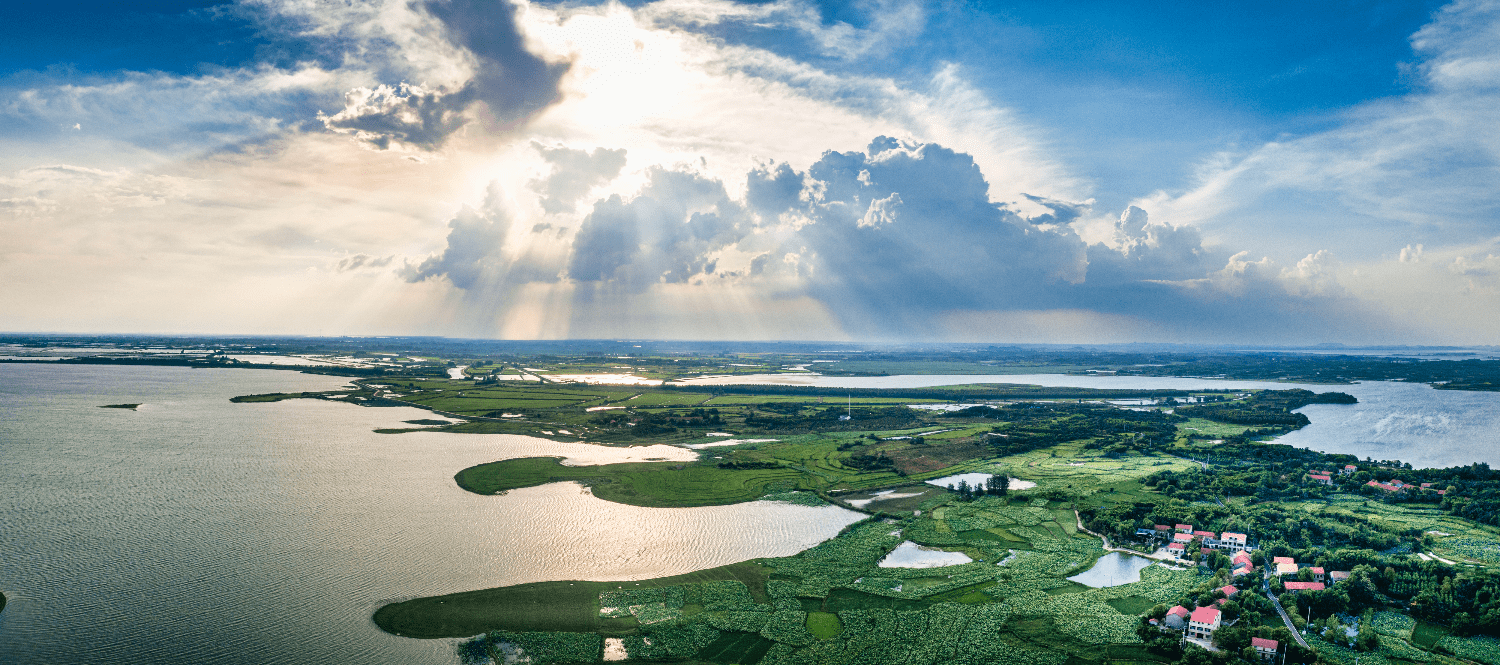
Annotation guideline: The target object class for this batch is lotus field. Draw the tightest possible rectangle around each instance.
[455,493,1206,664]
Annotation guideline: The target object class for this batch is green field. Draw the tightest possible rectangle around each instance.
[374,561,772,638]
[380,504,1208,665]
[454,457,812,507]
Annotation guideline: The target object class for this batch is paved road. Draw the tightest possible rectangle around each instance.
[1264,582,1311,649]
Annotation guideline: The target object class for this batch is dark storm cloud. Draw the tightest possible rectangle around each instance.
[322,0,569,150]
[530,143,628,213]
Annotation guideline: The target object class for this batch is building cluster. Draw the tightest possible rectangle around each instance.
[1135,523,1249,560]
[1159,586,1241,641]
[1364,478,1447,495]
[1271,556,1354,593]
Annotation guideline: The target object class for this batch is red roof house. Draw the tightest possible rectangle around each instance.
[1188,607,1222,639]
[1272,556,1295,565]
[1219,585,1239,598]
[1283,581,1325,591]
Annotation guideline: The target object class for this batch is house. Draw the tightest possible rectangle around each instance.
[1272,556,1295,565]
[1136,528,1157,539]
[1309,567,1325,583]
[1194,530,1217,540]
[1201,547,1214,556]
[1276,562,1299,576]
[1216,532,1248,551]
[1173,533,1194,544]
[1252,637,1280,661]
[1168,542,1187,558]
[1188,606,1222,640]
[1341,465,1357,475]
[1283,581,1325,592]
[1176,524,1194,534]
[1329,571,1350,584]
[1165,605,1191,629]
[1232,563,1256,577]
[1368,479,1409,492]
[1232,551,1253,565]
[1219,585,1239,599]
[1308,474,1333,485]
[1154,524,1172,533]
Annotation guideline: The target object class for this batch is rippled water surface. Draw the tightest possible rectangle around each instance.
[0,365,863,665]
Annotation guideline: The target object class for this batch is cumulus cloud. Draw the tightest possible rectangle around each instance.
[319,83,470,150]
[530,142,627,213]
[569,166,751,290]
[391,135,1378,341]
[322,0,569,150]
[404,184,514,289]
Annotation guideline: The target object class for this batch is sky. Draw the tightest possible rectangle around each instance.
[1,0,1497,344]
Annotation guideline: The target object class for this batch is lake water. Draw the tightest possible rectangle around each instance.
[6,367,1498,664]
[0,365,864,665]
[1067,552,1157,587]
[678,373,1500,469]
[877,541,973,568]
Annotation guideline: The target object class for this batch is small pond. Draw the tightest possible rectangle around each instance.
[925,473,1037,491]
[877,541,974,568]
[1067,552,1156,587]
[844,489,926,508]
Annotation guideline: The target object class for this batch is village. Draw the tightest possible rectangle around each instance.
[1129,513,1375,664]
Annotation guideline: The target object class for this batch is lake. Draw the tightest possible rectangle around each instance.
[0,365,864,665]
[5,365,1498,664]
[678,373,1500,468]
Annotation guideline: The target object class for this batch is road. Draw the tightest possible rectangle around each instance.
[1264,581,1311,650]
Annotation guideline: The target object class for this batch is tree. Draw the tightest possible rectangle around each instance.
[987,473,1010,496]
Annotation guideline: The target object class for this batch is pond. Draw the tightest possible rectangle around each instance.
[877,541,974,568]
[925,473,1037,491]
[1067,552,1157,587]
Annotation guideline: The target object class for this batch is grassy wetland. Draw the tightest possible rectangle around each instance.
[210,347,1500,665]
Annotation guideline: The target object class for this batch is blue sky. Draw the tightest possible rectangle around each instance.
[1,0,1496,342]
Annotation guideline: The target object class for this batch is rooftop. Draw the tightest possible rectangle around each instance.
[1190,606,1222,624]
